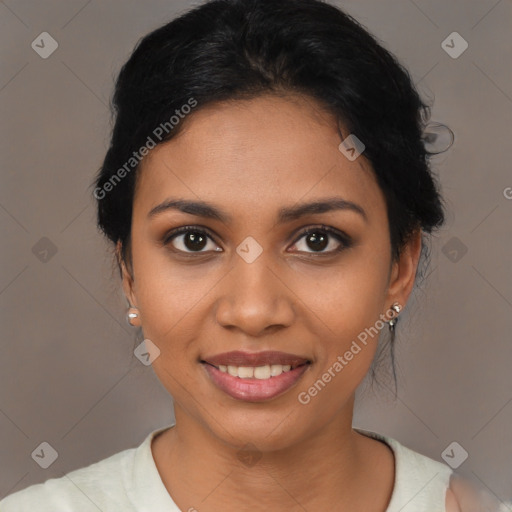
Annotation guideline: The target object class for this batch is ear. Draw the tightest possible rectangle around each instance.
[384,228,422,311]
[116,241,141,326]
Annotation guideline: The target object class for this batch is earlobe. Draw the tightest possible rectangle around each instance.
[117,245,142,328]
[126,305,141,327]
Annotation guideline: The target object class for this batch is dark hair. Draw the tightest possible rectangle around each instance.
[93,0,448,395]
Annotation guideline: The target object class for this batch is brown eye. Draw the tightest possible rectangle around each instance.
[164,227,222,253]
[303,231,329,251]
[291,226,351,254]
[181,231,208,251]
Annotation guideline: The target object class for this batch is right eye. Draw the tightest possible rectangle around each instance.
[163,226,223,254]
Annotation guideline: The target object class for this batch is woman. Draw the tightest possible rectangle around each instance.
[1,0,508,510]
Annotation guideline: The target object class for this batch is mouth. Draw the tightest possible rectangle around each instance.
[200,351,312,402]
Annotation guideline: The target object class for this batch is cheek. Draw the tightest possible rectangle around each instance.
[290,247,391,380]
[295,246,390,334]
[130,233,216,330]
[293,266,390,414]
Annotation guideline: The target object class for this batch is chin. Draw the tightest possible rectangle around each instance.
[204,407,307,452]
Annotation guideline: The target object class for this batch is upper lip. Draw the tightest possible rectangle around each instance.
[201,351,310,368]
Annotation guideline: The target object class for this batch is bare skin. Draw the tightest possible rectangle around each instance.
[121,93,423,511]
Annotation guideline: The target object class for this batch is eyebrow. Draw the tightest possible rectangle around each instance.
[148,197,368,224]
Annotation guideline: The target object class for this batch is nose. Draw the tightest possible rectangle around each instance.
[215,252,296,337]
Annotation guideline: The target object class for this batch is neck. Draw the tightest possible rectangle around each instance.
[151,396,394,512]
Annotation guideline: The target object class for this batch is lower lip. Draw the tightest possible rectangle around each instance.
[202,363,310,402]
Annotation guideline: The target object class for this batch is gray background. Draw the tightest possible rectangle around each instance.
[1,0,511,504]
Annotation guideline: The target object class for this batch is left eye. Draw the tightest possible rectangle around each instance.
[291,226,348,254]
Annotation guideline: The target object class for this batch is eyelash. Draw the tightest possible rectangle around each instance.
[162,224,352,256]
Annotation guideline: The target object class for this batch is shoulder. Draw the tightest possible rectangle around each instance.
[354,428,453,511]
[355,428,454,483]
[388,436,454,510]
[0,445,137,511]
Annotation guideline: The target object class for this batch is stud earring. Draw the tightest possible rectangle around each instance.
[126,306,140,327]
[388,302,402,332]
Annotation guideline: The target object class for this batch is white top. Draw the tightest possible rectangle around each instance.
[0,424,456,511]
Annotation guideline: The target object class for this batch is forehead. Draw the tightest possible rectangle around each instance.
[134,94,385,224]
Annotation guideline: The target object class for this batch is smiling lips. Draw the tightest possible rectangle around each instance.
[201,350,311,402]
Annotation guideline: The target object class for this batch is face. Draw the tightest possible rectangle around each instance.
[122,93,421,451]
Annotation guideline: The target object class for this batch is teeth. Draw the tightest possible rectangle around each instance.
[271,364,290,376]
[254,365,270,379]
[227,365,238,377]
[238,366,254,378]
[218,364,293,379]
